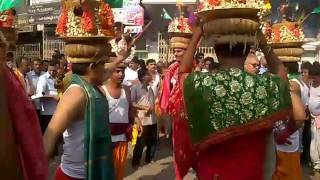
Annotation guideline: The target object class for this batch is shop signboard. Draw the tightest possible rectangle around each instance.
[27,3,60,15]
[124,26,143,34]
[30,0,60,6]
[123,0,140,7]
[15,14,34,32]
[27,3,60,24]
[126,6,144,26]
[112,6,144,26]
[29,14,60,25]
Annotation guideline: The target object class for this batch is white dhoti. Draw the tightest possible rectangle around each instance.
[310,117,320,170]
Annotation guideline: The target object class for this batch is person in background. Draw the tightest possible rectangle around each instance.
[146,59,161,152]
[35,61,58,133]
[59,55,67,72]
[114,22,124,41]
[123,57,140,87]
[102,63,133,180]
[301,62,312,85]
[202,57,214,73]
[208,62,220,74]
[138,59,146,70]
[6,52,14,69]
[244,53,260,75]
[28,58,45,116]
[55,68,67,99]
[285,62,300,80]
[194,53,204,72]
[131,68,157,168]
[156,61,166,76]
[259,56,269,75]
[14,56,33,96]
[155,61,170,137]
[300,62,312,164]
[27,58,45,93]
[43,60,49,72]
[289,62,311,158]
[52,49,61,63]
[146,59,160,97]
[272,63,309,180]
[308,62,320,178]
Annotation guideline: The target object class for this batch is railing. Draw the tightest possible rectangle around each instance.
[43,34,65,60]
[135,50,149,59]
[15,43,41,58]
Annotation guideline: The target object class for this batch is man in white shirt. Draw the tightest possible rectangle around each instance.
[123,57,140,87]
[35,62,58,133]
[27,58,45,89]
[202,57,214,73]
[14,57,33,96]
[194,53,205,72]
[131,68,157,167]
[27,58,45,115]
[308,62,320,177]
[102,63,133,180]
[146,59,160,97]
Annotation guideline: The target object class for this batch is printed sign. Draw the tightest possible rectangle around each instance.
[124,26,143,34]
[112,6,144,26]
[30,0,60,6]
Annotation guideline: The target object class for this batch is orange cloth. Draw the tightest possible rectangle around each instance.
[14,69,27,90]
[272,151,302,180]
[113,142,128,180]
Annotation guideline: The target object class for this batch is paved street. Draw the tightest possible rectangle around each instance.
[49,138,314,180]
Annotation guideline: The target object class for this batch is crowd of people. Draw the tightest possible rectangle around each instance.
[4,38,228,179]
[8,38,320,178]
[7,41,320,180]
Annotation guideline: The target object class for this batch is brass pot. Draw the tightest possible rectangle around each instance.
[64,42,111,63]
[197,8,260,23]
[203,18,259,35]
[273,48,304,57]
[64,43,110,58]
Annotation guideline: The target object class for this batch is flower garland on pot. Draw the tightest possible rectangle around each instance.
[99,1,115,36]
[81,2,96,33]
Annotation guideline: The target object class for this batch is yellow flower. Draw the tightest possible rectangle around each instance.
[264,3,271,10]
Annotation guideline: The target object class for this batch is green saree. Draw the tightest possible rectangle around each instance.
[72,74,115,180]
[183,68,292,150]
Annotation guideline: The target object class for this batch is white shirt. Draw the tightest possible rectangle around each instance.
[34,72,58,115]
[309,86,320,116]
[275,79,310,152]
[27,70,45,110]
[123,67,138,86]
[131,84,156,126]
[290,79,309,107]
[103,86,129,143]
[27,70,45,90]
[150,73,160,97]
[202,69,209,73]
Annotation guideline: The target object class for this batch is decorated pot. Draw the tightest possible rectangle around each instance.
[197,0,271,22]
